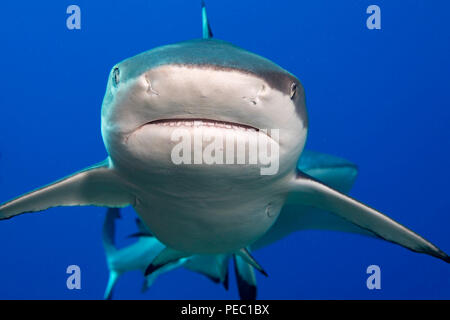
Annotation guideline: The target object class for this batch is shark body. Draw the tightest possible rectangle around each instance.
[102,150,361,300]
[0,2,448,294]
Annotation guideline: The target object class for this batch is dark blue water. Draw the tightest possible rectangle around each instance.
[0,1,449,299]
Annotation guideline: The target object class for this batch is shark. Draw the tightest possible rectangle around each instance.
[102,208,228,300]
[102,150,361,300]
[0,1,448,295]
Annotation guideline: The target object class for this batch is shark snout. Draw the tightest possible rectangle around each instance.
[125,65,279,131]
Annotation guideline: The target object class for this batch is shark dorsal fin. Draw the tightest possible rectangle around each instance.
[202,0,213,39]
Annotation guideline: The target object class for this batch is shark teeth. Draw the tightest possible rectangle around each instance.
[149,119,259,132]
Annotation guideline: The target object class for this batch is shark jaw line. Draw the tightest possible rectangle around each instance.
[126,118,278,142]
[144,118,259,132]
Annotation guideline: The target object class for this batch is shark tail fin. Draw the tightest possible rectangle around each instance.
[104,270,120,300]
[201,0,213,39]
[141,278,150,293]
[102,208,122,300]
[102,208,120,254]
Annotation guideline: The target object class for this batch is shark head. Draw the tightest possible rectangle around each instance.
[101,39,308,182]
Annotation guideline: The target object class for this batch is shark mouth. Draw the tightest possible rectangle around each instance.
[126,118,276,143]
[145,118,260,133]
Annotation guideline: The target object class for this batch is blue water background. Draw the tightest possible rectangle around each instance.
[0,0,449,299]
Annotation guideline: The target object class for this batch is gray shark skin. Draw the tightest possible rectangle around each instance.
[0,1,448,294]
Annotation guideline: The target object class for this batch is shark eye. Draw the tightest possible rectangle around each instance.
[112,67,120,87]
[290,82,297,99]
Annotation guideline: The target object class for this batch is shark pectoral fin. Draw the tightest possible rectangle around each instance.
[236,248,268,277]
[144,247,191,276]
[127,232,153,238]
[144,257,188,289]
[127,218,154,238]
[233,254,257,300]
[297,150,359,194]
[291,171,450,263]
[0,159,134,220]
[134,218,154,237]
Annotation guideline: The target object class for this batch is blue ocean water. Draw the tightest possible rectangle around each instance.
[0,0,449,299]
